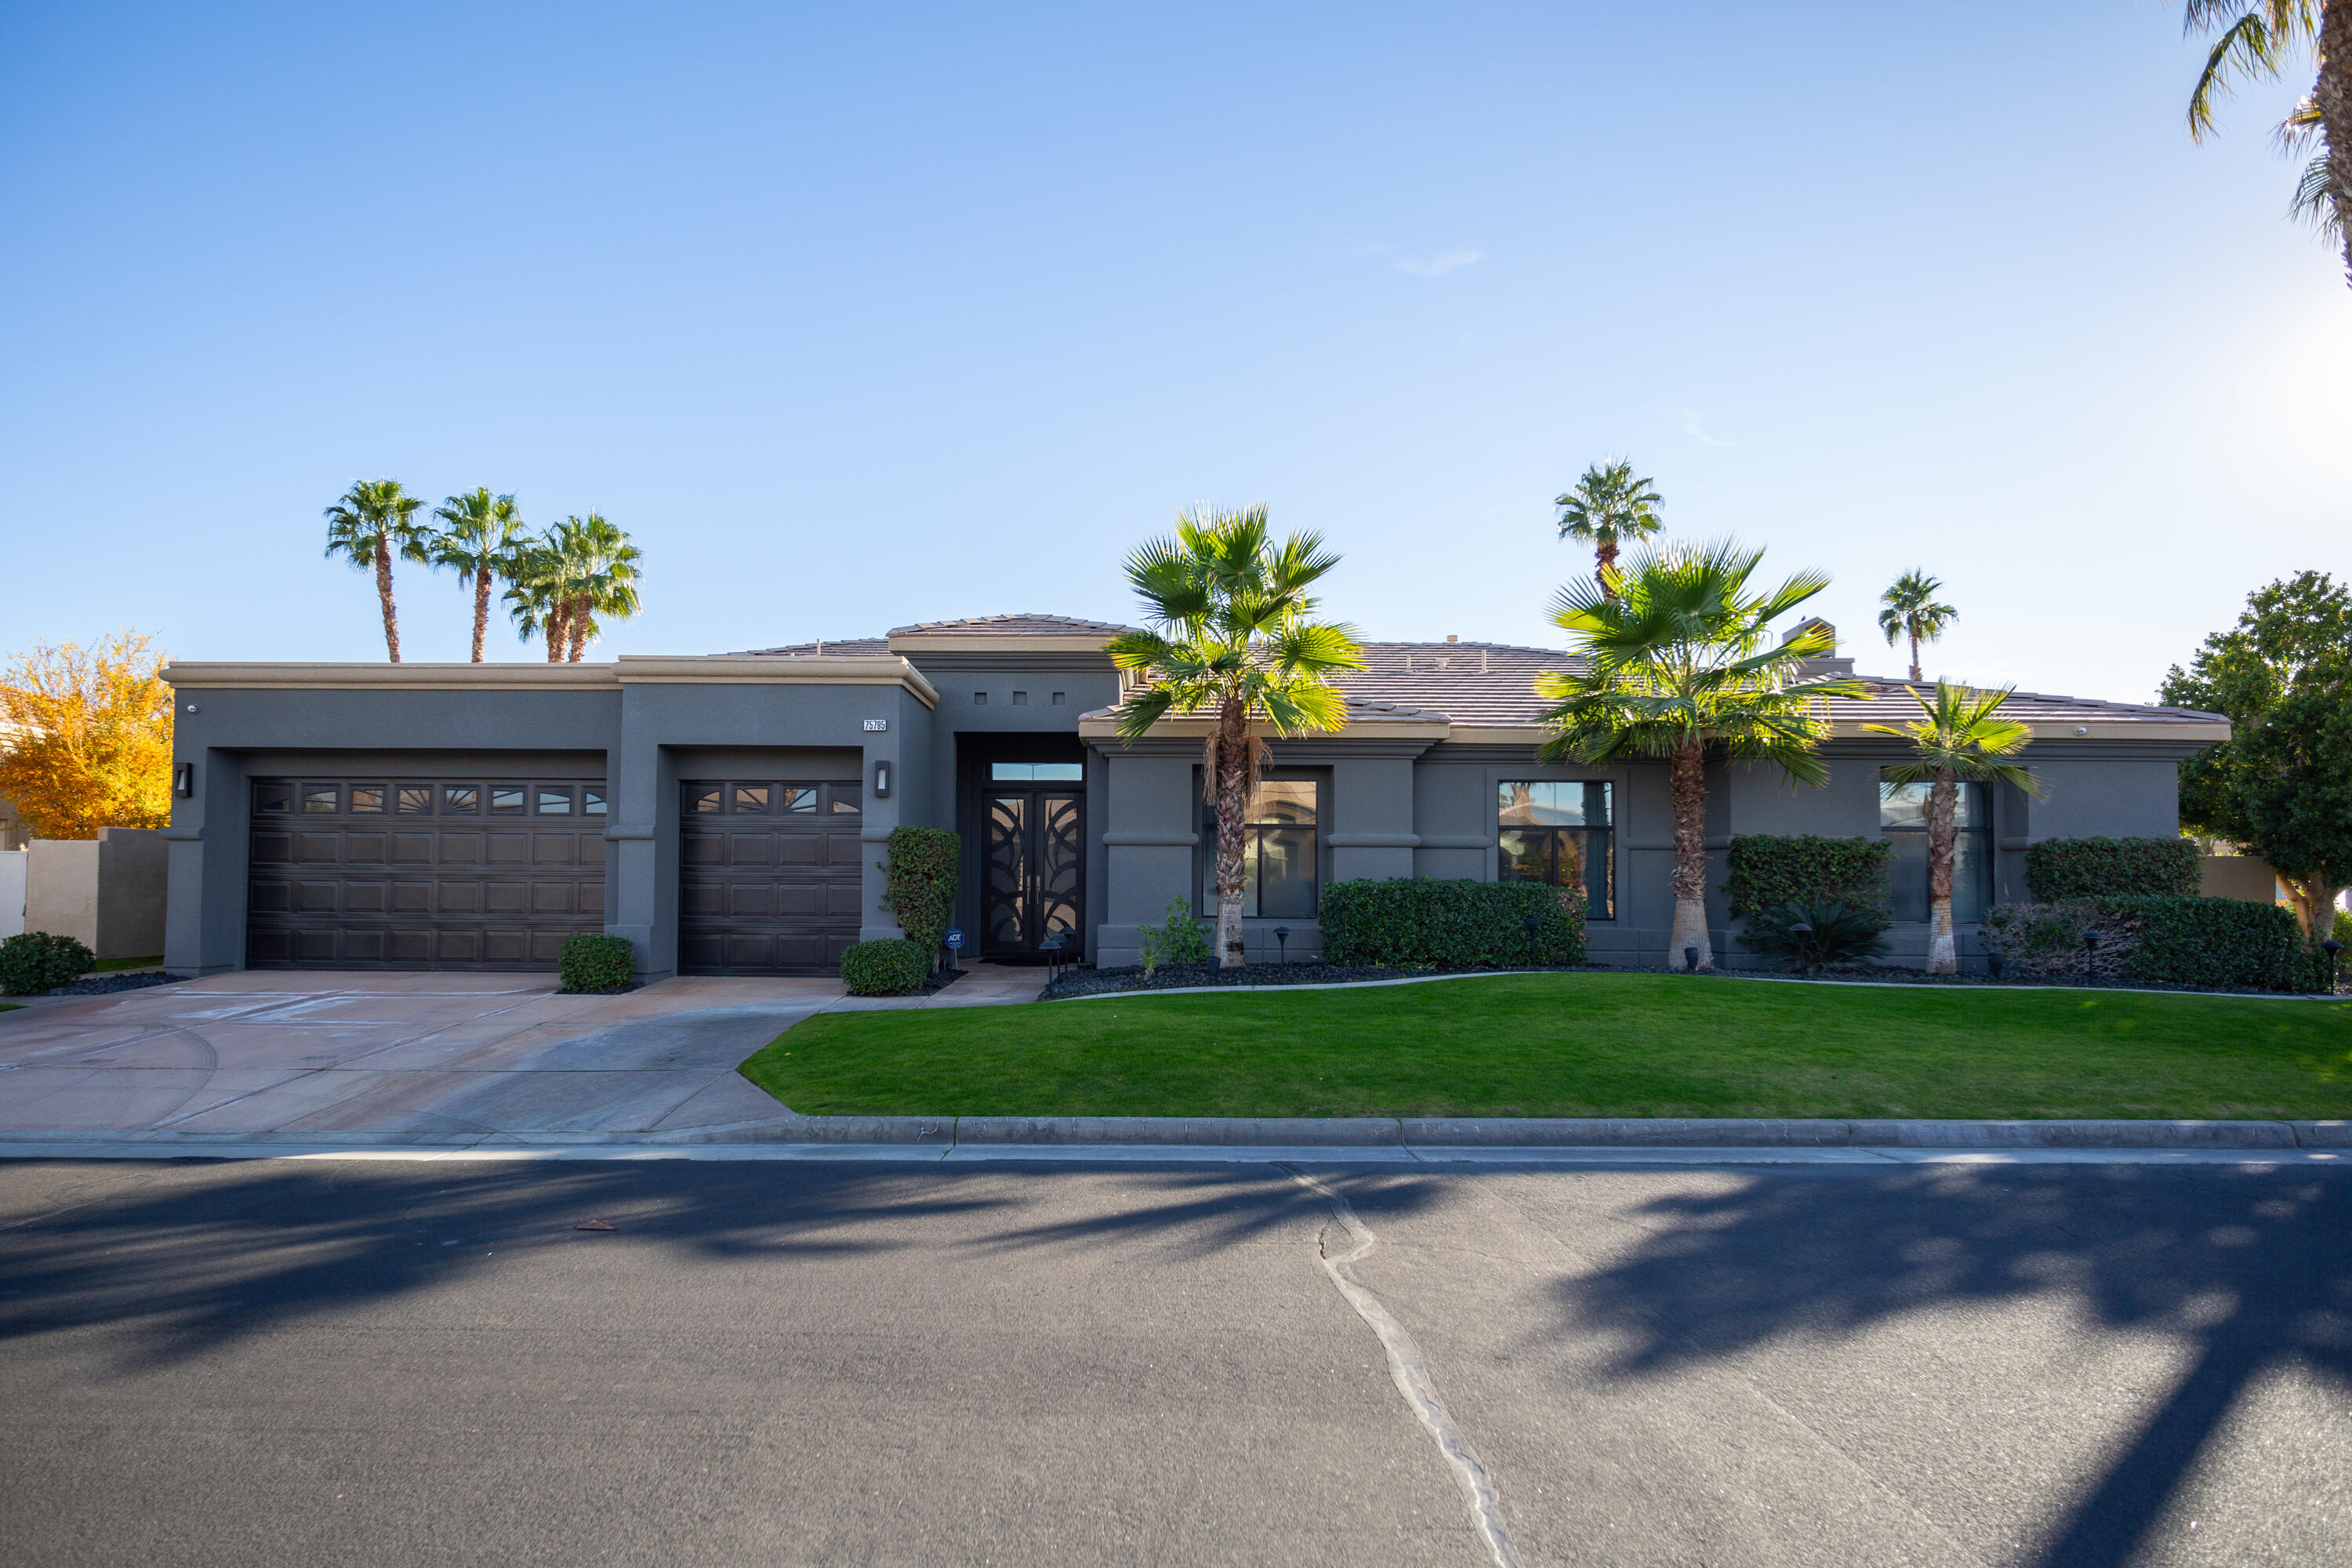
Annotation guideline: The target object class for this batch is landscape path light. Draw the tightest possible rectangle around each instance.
[2324,938,2345,989]
[1788,921,1813,975]
[1274,926,1291,964]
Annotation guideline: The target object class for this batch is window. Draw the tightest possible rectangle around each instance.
[990,762,1083,782]
[1205,779,1319,919]
[254,782,292,814]
[536,786,573,815]
[302,785,338,814]
[686,785,722,814]
[1880,778,1992,924]
[443,785,480,815]
[350,785,386,814]
[1497,781,1613,920]
[583,787,607,816]
[490,786,526,815]
[782,786,817,813]
[732,784,770,814]
[397,785,434,814]
[830,790,860,814]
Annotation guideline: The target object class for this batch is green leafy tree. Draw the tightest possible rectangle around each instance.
[1864,681,2042,974]
[429,488,530,662]
[2183,1,2351,285]
[1875,571,1957,683]
[1536,539,1862,971]
[2160,571,2352,935]
[1552,459,1664,600]
[321,480,427,661]
[1109,506,1363,967]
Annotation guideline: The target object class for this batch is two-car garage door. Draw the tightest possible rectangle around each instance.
[245,774,865,975]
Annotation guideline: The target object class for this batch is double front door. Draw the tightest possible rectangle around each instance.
[982,773,1083,959]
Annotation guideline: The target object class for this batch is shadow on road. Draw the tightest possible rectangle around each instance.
[1559,1163,2352,1568]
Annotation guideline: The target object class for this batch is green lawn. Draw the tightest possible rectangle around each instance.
[738,973,2352,1121]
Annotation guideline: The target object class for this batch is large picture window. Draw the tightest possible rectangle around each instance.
[1497,781,1613,920]
[1203,779,1319,919]
[1880,778,1991,923]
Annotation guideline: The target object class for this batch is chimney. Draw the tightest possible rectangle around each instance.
[1780,618,1853,679]
[1445,634,1459,643]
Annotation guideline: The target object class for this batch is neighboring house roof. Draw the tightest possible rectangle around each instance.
[735,637,894,657]
[886,613,1139,638]
[737,614,1141,659]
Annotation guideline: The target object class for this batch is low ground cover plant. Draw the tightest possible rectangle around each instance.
[1319,877,1585,967]
[840,938,931,996]
[0,931,96,995]
[2024,837,2201,901]
[557,933,635,993]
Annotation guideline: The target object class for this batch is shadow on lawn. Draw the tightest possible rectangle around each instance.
[1555,1163,2352,1568]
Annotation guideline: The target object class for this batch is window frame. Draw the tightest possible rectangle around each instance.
[1877,775,1994,924]
[1198,771,1325,920]
[1495,779,1616,921]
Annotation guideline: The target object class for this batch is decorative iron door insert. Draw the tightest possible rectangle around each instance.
[982,790,1083,956]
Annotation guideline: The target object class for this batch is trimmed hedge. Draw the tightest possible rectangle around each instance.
[1319,879,1586,968]
[0,931,95,996]
[879,826,960,958]
[841,938,931,996]
[1724,837,1891,917]
[2024,837,2200,902]
[1982,896,2328,992]
[557,933,635,993]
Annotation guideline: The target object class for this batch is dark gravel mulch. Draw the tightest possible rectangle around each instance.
[38,971,191,997]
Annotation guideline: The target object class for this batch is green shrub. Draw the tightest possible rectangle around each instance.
[1137,895,1211,974]
[1319,879,1586,968]
[1741,900,1891,974]
[878,826,960,958]
[0,931,95,996]
[557,933,635,992]
[2024,837,2201,901]
[1723,837,1891,917]
[841,938,931,996]
[1983,897,2325,991]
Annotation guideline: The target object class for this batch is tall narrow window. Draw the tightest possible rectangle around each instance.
[1203,779,1319,918]
[1497,781,1613,920]
[1880,778,1991,923]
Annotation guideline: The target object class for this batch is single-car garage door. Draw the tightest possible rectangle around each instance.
[247,777,606,970]
[678,779,864,975]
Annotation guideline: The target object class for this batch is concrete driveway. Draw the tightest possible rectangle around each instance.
[0,972,848,1145]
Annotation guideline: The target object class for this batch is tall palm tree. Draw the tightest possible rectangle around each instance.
[429,488,529,662]
[1864,682,2042,975]
[1876,571,1957,683]
[1109,506,1364,967]
[503,536,576,662]
[2185,0,2350,286]
[1553,459,1665,600]
[321,480,427,662]
[1537,539,1863,971]
[554,512,644,662]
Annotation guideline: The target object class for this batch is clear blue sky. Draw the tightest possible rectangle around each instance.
[2,2,2342,702]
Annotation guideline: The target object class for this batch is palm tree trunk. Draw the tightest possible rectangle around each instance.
[544,608,565,663]
[1907,629,1921,684]
[1595,537,1618,601]
[1212,696,1250,967]
[566,595,590,662]
[2321,0,2352,289]
[1925,771,1958,975]
[374,538,401,663]
[470,568,492,663]
[1666,740,1712,971]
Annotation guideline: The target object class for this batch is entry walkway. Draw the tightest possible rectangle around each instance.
[0,971,852,1145]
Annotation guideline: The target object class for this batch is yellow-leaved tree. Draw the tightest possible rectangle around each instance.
[0,631,175,839]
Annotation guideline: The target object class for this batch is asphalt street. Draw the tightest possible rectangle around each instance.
[1,1156,2346,1567]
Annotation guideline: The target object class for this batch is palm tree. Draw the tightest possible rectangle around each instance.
[2184,1,2350,287]
[554,512,644,662]
[1864,682,2042,975]
[1876,571,1957,683]
[429,489,529,662]
[502,539,570,661]
[1108,506,1364,967]
[1553,459,1664,600]
[1536,539,1863,971]
[321,480,426,662]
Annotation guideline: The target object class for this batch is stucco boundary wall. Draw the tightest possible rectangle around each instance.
[696,1114,2352,1151]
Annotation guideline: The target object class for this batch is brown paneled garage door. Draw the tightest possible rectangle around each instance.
[246,777,607,970]
[678,779,864,975]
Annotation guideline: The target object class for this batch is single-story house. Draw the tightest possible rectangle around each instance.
[158,613,2227,977]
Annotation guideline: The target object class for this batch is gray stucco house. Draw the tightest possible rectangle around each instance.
[158,613,2226,978]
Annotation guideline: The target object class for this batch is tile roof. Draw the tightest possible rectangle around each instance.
[886,613,1139,637]
[731,637,894,657]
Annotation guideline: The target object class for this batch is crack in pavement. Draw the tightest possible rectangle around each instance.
[1283,1164,1520,1568]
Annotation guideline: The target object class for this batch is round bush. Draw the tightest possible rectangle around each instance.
[841,938,930,996]
[557,933,636,993]
[0,931,96,996]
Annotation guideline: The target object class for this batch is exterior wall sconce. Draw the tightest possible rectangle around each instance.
[872,760,891,800]
[174,764,194,798]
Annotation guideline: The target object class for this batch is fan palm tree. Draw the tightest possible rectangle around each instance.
[1864,682,2042,975]
[1876,571,1957,683]
[1536,539,1863,971]
[1108,506,1364,967]
[2184,0,2350,285]
[502,539,573,662]
[428,488,529,662]
[1553,459,1664,600]
[553,512,644,662]
[321,479,427,662]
